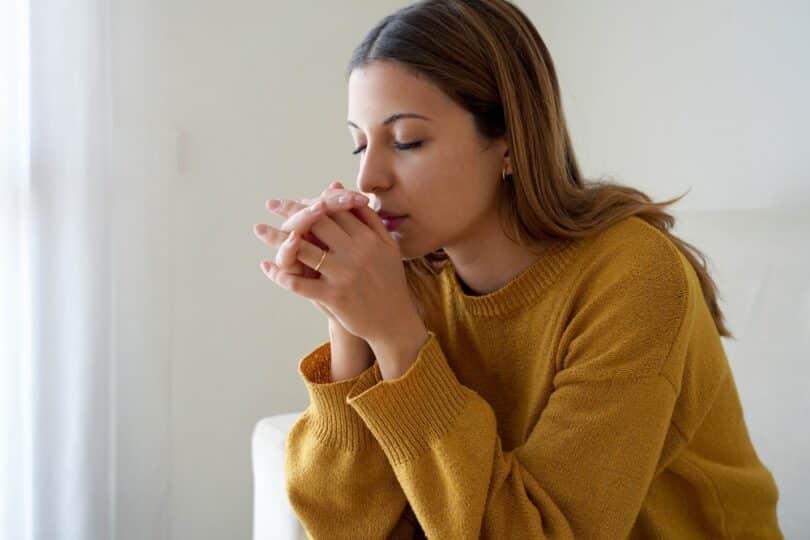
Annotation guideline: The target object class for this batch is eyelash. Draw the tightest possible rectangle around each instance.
[351,141,423,155]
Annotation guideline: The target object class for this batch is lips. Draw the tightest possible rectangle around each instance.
[376,210,406,219]
[381,216,407,232]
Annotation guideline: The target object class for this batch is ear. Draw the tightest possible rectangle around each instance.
[502,147,513,176]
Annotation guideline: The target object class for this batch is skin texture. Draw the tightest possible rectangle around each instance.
[346,60,545,295]
[255,60,549,298]
[254,182,371,321]
[257,179,429,380]
[251,61,555,378]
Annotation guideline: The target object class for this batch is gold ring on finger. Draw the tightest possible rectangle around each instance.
[314,249,327,272]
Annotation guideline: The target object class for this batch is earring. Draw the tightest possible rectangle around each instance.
[501,167,510,181]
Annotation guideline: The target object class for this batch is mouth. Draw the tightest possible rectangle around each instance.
[380,215,408,232]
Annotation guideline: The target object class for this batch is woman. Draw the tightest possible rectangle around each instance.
[253,1,782,538]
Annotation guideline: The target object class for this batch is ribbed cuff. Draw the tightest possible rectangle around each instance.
[346,331,468,465]
[298,340,382,451]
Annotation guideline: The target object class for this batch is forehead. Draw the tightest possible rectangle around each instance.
[347,62,455,128]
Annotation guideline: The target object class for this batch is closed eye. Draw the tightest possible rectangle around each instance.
[352,141,423,155]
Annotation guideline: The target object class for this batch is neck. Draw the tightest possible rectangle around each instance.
[443,226,549,297]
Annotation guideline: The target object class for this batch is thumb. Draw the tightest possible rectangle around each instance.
[351,204,392,241]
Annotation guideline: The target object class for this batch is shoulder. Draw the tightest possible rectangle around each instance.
[573,215,690,300]
[558,216,696,379]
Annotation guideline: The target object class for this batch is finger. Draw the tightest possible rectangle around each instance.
[275,229,301,269]
[253,224,310,275]
[272,257,309,276]
[254,222,289,249]
[318,193,374,237]
[278,201,353,247]
[282,259,309,275]
[347,204,391,240]
[266,197,307,217]
[255,220,327,253]
[301,182,343,205]
[293,235,332,276]
[258,218,341,260]
[302,229,327,250]
[299,181,346,205]
[257,217,336,276]
[267,190,368,219]
[261,260,310,287]
[260,259,324,301]
[290,199,378,253]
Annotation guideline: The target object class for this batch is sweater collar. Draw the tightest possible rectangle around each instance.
[439,235,587,317]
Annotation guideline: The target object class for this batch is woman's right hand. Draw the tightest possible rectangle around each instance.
[253,181,371,328]
[254,181,375,380]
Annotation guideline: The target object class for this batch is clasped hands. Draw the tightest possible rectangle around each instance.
[253,181,429,376]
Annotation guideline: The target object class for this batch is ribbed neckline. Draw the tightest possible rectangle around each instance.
[439,235,587,317]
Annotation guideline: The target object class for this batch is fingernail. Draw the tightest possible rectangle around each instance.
[267,199,280,209]
[255,224,268,235]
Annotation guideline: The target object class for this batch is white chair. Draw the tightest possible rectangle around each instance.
[252,208,810,540]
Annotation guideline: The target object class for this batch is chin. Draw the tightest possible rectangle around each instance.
[397,239,444,263]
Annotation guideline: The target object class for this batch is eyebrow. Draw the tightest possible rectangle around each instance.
[346,113,432,129]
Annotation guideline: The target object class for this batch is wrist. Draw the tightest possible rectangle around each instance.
[329,323,374,382]
[369,318,430,381]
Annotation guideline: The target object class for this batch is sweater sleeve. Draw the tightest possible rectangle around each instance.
[284,341,422,540]
[345,241,694,539]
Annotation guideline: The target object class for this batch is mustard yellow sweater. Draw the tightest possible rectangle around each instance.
[284,216,782,539]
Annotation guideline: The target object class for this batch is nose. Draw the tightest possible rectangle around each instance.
[356,143,395,198]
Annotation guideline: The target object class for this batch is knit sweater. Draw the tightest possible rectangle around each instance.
[284,215,782,539]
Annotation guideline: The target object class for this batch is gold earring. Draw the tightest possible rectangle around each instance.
[502,167,509,181]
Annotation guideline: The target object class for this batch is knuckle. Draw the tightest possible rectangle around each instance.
[287,278,302,294]
[281,198,303,214]
[281,211,305,232]
[264,227,283,245]
[274,227,290,242]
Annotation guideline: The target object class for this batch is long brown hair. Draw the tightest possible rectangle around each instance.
[346,0,733,338]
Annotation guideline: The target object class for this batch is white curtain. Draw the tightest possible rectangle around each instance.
[1,1,171,538]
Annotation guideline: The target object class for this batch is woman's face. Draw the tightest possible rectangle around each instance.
[347,61,509,260]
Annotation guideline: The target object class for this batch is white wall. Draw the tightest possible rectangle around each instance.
[110,1,809,538]
[522,0,810,211]
[113,1,407,539]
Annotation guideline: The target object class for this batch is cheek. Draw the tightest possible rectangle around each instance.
[420,191,477,233]
[405,146,483,222]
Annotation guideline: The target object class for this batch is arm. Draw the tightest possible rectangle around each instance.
[344,241,694,538]
[284,339,420,540]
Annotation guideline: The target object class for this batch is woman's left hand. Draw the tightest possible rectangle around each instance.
[262,193,429,378]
